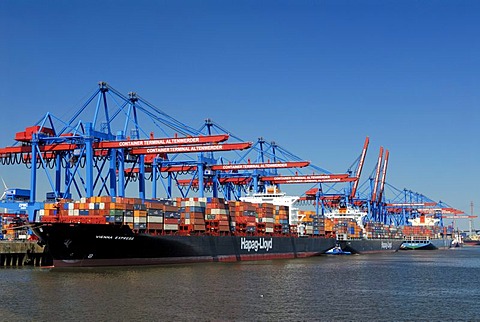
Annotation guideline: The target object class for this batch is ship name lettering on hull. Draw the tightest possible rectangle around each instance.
[381,242,392,249]
[240,238,273,252]
[96,235,134,241]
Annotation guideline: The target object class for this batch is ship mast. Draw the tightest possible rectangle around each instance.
[469,201,474,236]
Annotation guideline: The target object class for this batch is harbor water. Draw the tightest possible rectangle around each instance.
[1,247,480,321]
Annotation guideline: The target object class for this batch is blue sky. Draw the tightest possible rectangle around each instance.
[1,1,479,228]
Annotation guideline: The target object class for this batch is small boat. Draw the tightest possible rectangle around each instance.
[462,233,479,246]
[450,233,463,248]
[325,244,352,255]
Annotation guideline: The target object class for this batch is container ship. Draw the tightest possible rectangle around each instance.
[400,215,451,250]
[31,187,409,267]
[31,192,338,267]
[241,189,402,253]
[322,205,404,254]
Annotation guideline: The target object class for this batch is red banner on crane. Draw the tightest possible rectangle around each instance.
[386,202,438,207]
[211,161,310,171]
[130,142,252,155]
[260,174,354,183]
[0,143,79,155]
[0,134,231,156]
[265,178,357,184]
[442,215,476,219]
[97,134,229,149]
[176,177,252,186]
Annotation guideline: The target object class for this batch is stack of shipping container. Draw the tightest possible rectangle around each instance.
[38,197,333,237]
[40,197,427,240]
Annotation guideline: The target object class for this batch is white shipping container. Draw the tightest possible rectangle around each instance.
[258,218,275,223]
[134,217,147,223]
[164,224,179,230]
[148,216,164,223]
[210,208,228,215]
[88,203,95,210]
[265,227,274,233]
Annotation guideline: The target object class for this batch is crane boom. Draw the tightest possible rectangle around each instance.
[377,149,389,203]
[0,144,79,155]
[97,134,229,148]
[263,177,357,184]
[371,147,384,203]
[350,136,369,199]
[130,142,252,155]
[0,134,230,156]
[177,177,252,186]
[386,202,438,207]
[261,174,354,184]
[442,215,476,219]
[211,161,310,171]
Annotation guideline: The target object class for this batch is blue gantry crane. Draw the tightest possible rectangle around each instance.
[0,82,465,227]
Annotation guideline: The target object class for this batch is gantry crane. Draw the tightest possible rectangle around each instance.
[0,82,466,225]
[0,83,256,220]
[0,83,322,220]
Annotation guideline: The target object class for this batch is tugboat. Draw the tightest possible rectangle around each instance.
[325,244,352,255]
[450,231,463,248]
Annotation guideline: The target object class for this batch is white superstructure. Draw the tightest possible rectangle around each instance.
[240,186,300,226]
[409,215,440,227]
[323,205,368,237]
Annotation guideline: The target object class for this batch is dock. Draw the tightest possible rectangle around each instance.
[0,240,52,267]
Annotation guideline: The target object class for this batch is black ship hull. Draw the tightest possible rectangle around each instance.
[400,238,452,250]
[32,223,337,267]
[339,239,403,254]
